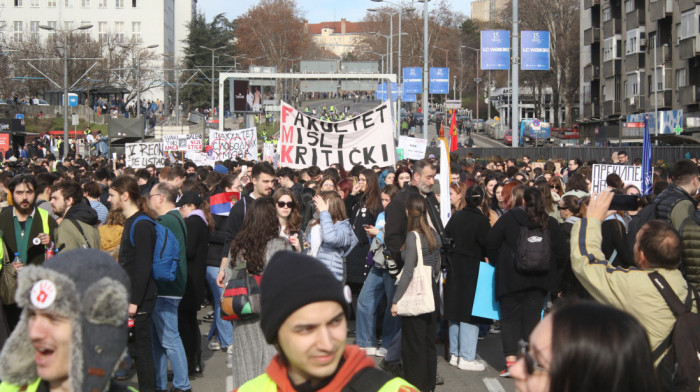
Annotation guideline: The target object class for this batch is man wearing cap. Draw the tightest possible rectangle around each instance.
[235,251,417,392]
[0,249,136,392]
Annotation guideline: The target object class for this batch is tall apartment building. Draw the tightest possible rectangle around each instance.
[579,0,700,142]
[0,0,196,102]
[470,0,508,22]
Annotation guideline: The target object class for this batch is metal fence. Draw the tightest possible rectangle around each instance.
[424,146,700,163]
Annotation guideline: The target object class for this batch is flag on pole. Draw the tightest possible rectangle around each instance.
[449,110,458,152]
[642,115,653,195]
[438,138,451,225]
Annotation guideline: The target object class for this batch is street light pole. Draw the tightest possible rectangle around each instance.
[422,0,429,140]
[200,45,226,118]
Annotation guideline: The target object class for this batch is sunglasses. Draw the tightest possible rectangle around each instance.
[550,185,560,189]
[518,340,549,375]
[277,201,294,208]
[557,205,568,210]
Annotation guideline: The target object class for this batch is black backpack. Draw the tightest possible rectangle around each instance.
[515,225,551,273]
[648,271,700,392]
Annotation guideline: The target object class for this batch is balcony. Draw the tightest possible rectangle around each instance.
[585,0,601,9]
[584,63,601,82]
[650,90,673,107]
[603,59,621,77]
[603,19,621,36]
[584,27,601,45]
[679,0,698,12]
[654,44,672,63]
[679,86,699,106]
[625,96,647,112]
[679,36,700,60]
[584,103,601,118]
[625,9,645,30]
[624,52,645,72]
[650,0,672,21]
[603,100,622,115]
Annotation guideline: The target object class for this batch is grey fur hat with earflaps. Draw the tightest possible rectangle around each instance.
[0,249,131,392]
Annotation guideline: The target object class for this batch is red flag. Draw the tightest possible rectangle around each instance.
[449,110,458,152]
[439,123,445,138]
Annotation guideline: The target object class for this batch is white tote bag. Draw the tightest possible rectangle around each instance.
[396,232,436,316]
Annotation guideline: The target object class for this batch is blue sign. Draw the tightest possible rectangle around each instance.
[15,114,24,120]
[402,92,416,102]
[376,82,399,101]
[403,67,422,94]
[64,93,78,107]
[429,67,449,94]
[481,30,510,70]
[521,31,550,70]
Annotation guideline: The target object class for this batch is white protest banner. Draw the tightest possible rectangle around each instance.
[591,164,642,194]
[278,100,396,169]
[209,127,258,161]
[162,135,180,151]
[186,134,203,151]
[125,142,166,168]
[185,150,215,167]
[263,143,275,162]
[397,136,427,160]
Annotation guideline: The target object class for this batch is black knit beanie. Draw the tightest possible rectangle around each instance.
[260,251,351,343]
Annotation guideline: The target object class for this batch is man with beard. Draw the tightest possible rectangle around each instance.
[217,162,275,287]
[0,174,58,329]
[49,180,100,251]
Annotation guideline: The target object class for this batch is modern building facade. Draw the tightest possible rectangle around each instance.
[0,0,196,102]
[305,18,366,57]
[579,0,700,143]
[470,0,508,22]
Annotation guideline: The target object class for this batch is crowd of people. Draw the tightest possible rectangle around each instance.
[0,147,696,392]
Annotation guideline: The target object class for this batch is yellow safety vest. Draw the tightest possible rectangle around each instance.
[0,379,42,392]
[0,208,49,271]
[236,373,417,392]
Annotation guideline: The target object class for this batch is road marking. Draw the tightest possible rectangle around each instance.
[483,377,507,392]
[226,375,233,392]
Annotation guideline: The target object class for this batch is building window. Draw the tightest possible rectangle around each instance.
[30,21,39,39]
[13,21,22,42]
[114,21,124,42]
[680,10,696,40]
[603,36,620,61]
[115,0,123,8]
[603,77,615,101]
[603,7,612,21]
[98,21,108,41]
[98,0,106,7]
[626,29,643,54]
[625,0,634,13]
[64,21,74,30]
[30,0,38,6]
[132,0,136,6]
[676,68,687,88]
[625,73,639,98]
[48,0,56,6]
[65,0,72,6]
[0,1,5,7]
[132,21,141,42]
[650,67,665,92]
[82,0,90,6]
[14,0,21,6]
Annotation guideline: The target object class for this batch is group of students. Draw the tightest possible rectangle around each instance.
[0,149,697,392]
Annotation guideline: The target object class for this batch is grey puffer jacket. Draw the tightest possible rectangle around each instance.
[314,210,358,281]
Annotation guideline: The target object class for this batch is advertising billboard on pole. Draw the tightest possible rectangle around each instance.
[429,67,449,94]
[481,30,510,70]
[403,67,422,93]
[521,31,550,70]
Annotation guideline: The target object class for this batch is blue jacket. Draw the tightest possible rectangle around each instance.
[316,211,358,281]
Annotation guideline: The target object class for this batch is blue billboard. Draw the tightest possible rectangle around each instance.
[521,31,550,70]
[429,67,449,94]
[403,67,422,94]
[402,91,416,102]
[376,82,399,101]
[481,30,510,70]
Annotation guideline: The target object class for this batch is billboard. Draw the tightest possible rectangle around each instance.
[403,67,422,93]
[429,67,449,94]
[521,31,550,70]
[376,82,399,101]
[481,30,511,70]
[233,80,248,112]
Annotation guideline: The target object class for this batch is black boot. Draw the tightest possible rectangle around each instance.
[193,351,203,376]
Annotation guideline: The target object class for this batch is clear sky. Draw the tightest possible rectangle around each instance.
[198,0,472,23]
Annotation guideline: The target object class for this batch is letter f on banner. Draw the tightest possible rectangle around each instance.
[281,103,294,123]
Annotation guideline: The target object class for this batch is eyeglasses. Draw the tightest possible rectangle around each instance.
[518,340,549,375]
[276,201,294,208]
[557,205,568,210]
[148,193,162,199]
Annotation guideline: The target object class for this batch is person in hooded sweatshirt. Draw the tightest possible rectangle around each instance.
[49,180,100,251]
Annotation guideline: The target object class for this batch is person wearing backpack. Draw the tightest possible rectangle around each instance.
[148,182,191,392]
[485,187,567,378]
[109,175,157,392]
[572,190,699,392]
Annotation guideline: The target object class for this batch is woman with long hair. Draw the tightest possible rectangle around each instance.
[226,197,292,389]
[511,301,659,392]
[492,182,506,217]
[307,191,358,280]
[273,188,302,252]
[449,182,467,215]
[502,180,522,211]
[395,166,412,190]
[204,174,241,353]
[355,184,401,357]
[391,193,441,392]
[535,178,561,223]
[556,195,589,299]
[444,185,491,371]
[486,187,567,377]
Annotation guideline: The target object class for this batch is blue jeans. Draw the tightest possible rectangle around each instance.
[205,266,233,349]
[448,321,479,361]
[355,267,401,349]
[152,297,191,390]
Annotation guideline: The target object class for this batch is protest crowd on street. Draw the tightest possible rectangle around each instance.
[0,100,697,392]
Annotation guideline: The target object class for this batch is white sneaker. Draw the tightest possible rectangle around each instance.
[375,347,387,357]
[226,345,234,355]
[449,355,459,367]
[207,339,221,351]
[458,359,486,371]
[360,347,377,356]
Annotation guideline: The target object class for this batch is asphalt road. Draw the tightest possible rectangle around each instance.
[117,306,517,392]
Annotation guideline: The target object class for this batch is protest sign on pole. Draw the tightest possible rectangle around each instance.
[278,101,396,170]
[591,164,642,194]
[162,135,180,152]
[184,150,215,167]
[125,142,166,168]
[209,127,258,161]
[397,136,427,160]
[186,134,203,151]
[263,142,275,162]
[163,134,203,152]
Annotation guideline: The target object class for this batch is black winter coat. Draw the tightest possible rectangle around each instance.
[485,207,567,299]
[345,192,380,284]
[180,213,209,311]
[444,207,490,323]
